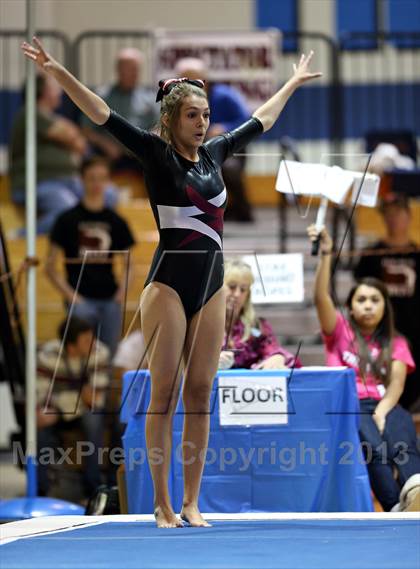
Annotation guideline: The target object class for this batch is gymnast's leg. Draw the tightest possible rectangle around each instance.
[140,282,187,528]
[180,287,226,526]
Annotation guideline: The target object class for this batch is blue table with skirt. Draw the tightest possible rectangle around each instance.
[120,368,373,513]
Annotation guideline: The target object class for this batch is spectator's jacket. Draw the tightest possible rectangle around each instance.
[224,318,301,369]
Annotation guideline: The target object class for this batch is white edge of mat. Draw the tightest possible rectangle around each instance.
[1,512,419,545]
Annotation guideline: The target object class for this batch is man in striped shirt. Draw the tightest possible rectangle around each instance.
[37,317,110,498]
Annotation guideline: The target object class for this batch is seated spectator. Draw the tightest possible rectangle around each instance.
[308,224,420,512]
[9,73,118,235]
[37,317,110,498]
[219,260,301,370]
[45,156,135,356]
[175,57,254,222]
[81,48,159,174]
[354,194,420,411]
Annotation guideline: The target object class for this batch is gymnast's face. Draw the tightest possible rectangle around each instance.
[224,273,252,319]
[172,95,210,151]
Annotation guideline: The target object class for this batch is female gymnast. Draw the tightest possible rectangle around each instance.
[22,37,321,527]
[220,259,301,370]
[308,225,420,512]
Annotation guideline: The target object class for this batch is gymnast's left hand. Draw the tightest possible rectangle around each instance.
[291,51,322,86]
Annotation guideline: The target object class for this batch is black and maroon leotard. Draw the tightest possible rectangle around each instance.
[103,110,263,318]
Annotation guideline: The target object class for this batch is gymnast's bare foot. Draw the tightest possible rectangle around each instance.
[180,503,212,527]
[154,505,183,528]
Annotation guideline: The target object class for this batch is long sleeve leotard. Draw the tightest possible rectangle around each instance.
[103,111,263,318]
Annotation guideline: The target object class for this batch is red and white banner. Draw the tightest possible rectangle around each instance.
[154,29,280,110]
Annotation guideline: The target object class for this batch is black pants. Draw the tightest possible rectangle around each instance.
[37,413,104,497]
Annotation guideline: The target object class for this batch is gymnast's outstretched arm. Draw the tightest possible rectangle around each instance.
[253,50,322,132]
[21,36,110,125]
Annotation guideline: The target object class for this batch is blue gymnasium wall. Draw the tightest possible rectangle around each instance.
[261,83,420,142]
[257,0,420,47]
[336,0,420,48]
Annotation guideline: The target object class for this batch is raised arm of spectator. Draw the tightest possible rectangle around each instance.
[307,225,337,335]
[253,51,321,132]
[21,37,110,125]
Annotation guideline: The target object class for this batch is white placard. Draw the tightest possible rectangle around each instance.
[350,173,380,207]
[218,375,288,426]
[154,29,280,110]
[275,160,379,207]
[241,253,304,303]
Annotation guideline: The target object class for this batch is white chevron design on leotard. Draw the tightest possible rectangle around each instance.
[156,187,226,249]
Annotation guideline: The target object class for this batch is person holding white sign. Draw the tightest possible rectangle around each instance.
[308,225,420,512]
[220,260,301,370]
[22,36,320,527]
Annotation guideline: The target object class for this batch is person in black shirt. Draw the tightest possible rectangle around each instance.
[46,156,135,356]
[22,37,321,527]
[354,195,420,411]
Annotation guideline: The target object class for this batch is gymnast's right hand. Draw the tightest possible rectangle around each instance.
[21,36,59,73]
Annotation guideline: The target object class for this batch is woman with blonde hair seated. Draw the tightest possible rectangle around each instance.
[219,260,301,370]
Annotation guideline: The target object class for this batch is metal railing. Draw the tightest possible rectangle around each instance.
[72,30,156,87]
[0,31,71,160]
[2,29,418,159]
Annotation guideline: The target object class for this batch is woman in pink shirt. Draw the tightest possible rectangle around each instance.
[308,225,420,512]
